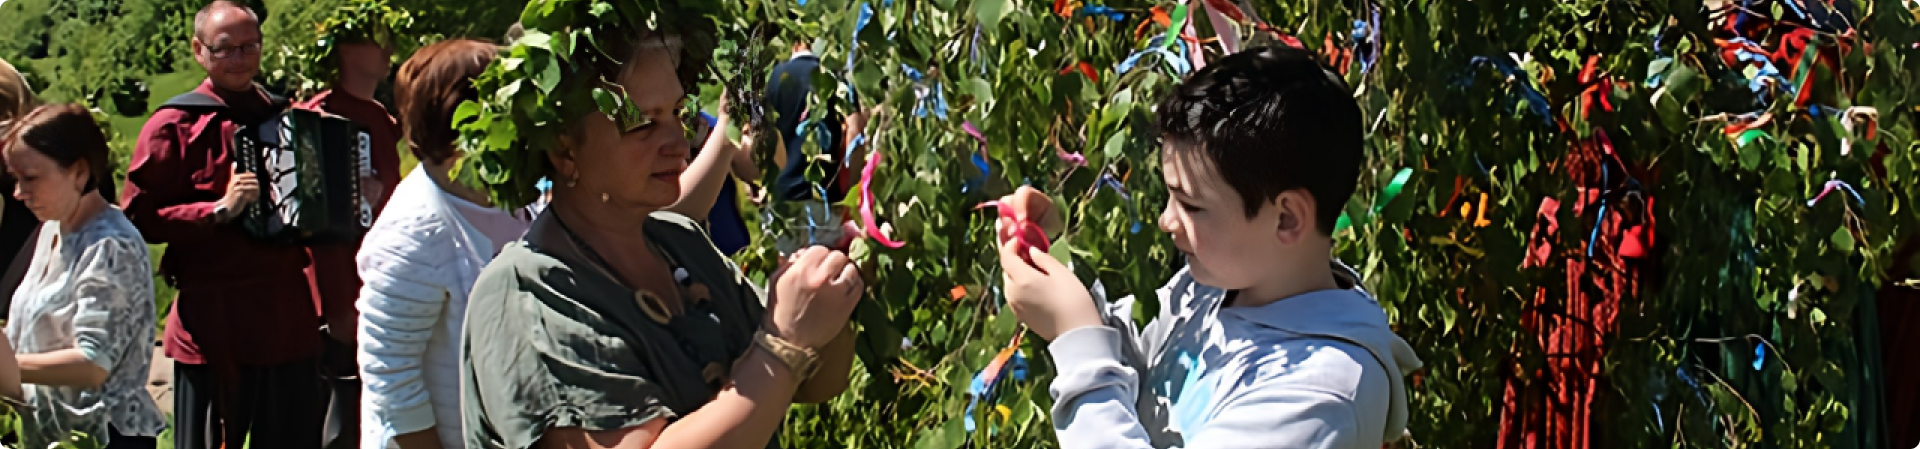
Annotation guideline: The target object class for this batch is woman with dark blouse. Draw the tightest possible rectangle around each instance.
[461,26,864,449]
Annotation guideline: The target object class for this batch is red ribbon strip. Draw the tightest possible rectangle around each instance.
[859,151,907,248]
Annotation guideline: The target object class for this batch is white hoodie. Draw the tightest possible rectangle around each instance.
[1047,262,1423,449]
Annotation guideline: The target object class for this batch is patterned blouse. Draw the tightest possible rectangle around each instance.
[5,209,166,448]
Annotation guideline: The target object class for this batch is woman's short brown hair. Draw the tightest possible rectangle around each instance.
[394,39,499,166]
[3,104,117,204]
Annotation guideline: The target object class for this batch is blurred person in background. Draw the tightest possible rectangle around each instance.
[298,17,406,449]
[356,39,530,449]
[0,57,44,316]
[665,101,760,255]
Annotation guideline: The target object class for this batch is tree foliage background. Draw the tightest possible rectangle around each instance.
[698,0,1920,448]
[5,0,1920,448]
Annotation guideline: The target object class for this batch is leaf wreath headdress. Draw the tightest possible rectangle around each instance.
[452,0,727,210]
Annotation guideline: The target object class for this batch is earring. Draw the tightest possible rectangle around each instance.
[601,192,610,203]
[567,175,578,188]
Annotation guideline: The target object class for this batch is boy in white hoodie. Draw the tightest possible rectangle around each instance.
[995,46,1423,449]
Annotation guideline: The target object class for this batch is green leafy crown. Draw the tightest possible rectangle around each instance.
[289,0,417,95]
[451,0,726,210]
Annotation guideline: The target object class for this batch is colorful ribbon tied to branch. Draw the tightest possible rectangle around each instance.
[1117,35,1192,76]
[1075,5,1125,21]
[1468,55,1554,126]
[1718,37,1791,100]
[1160,3,1189,50]
[845,2,873,75]
[1334,167,1414,233]
[962,121,993,193]
[1199,0,1246,22]
[1807,178,1865,207]
[1134,5,1169,39]
[1058,148,1087,167]
[858,150,907,248]
[964,333,1029,433]
[1577,55,1615,121]
[902,64,949,120]
[1058,61,1100,83]
[1097,174,1143,233]
[1351,5,1382,75]
[1839,106,1877,156]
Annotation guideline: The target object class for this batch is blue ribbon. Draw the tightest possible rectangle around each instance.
[963,350,1029,433]
[846,133,867,161]
[1117,35,1192,76]
[902,64,950,119]
[971,25,985,75]
[1352,7,1381,75]
[1807,179,1866,207]
[966,152,991,193]
[1752,342,1766,371]
[1645,57,1675,88]
[1468,56,1554,126]
[1076,5,1126,21]
[1725,38,1791,101]
[845,2,873,75]
[1096,174,1143,233]
[793,119,839,246]
[1584,165,1643,258]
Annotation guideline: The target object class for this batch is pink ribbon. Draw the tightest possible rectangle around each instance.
[968,120,1084,167]
[1807,179,1865,207]
[859,150,907,248]
[1057,149,1088,166]
[963,121,989,152]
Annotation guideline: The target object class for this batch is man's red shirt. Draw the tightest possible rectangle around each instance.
[298,89,402,343]
[123,80,320,365]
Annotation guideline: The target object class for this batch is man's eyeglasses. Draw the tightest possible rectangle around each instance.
[204,42,263,60]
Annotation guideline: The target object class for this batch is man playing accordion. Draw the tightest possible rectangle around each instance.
[121,2,367,448]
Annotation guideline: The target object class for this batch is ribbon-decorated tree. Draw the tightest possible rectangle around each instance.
[457,0,1920,447]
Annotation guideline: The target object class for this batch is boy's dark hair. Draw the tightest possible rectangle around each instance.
[1155,46,1364,235]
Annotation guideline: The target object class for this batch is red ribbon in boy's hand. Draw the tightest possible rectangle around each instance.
[980,186,1060,269]
[990,187,1099,341]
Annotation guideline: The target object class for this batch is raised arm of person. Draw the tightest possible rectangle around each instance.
[729,137,761,187]
[665,110,741,222]
[469,247,864,449]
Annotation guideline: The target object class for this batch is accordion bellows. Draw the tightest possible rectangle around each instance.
[233,108,374,244]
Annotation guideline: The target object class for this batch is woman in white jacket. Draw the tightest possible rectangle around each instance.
[355,39,530,449]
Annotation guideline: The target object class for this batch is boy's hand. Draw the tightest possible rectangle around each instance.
[1000,241,1102,341]
[999,186,1064,238]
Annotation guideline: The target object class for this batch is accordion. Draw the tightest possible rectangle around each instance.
[231,108,375,244]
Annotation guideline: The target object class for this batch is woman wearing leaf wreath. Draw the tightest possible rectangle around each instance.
[458,9,862,449]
